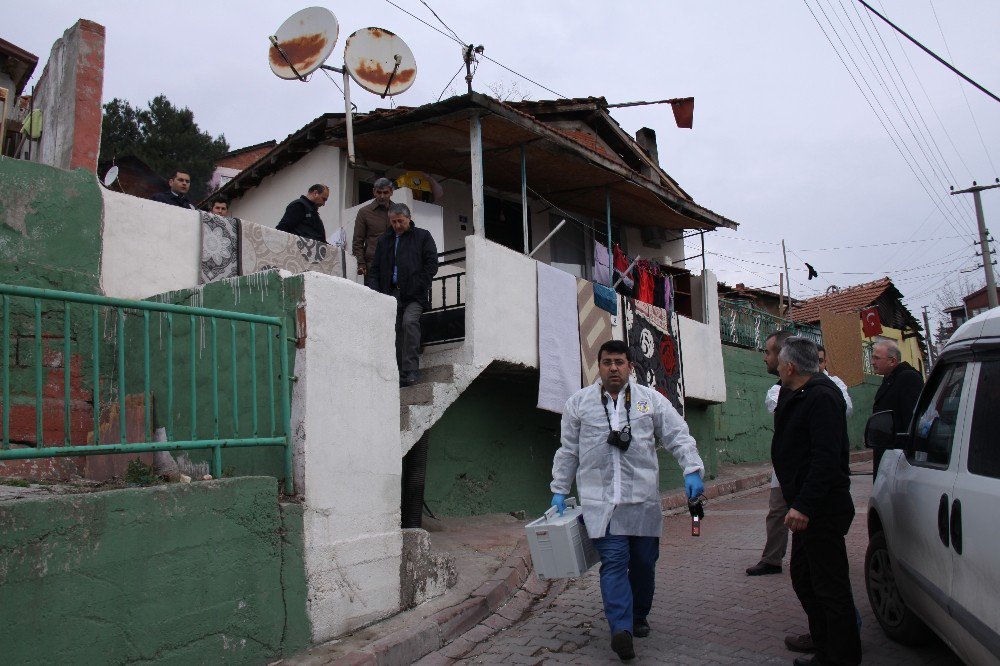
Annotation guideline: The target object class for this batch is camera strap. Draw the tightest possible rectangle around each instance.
[600,385,631,434]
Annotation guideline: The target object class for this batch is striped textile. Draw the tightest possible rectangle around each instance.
[577,279,614,386]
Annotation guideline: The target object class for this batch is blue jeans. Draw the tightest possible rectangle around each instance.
[591,532,660,634]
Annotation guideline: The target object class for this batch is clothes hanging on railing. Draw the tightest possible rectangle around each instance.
[593,240,612,286]
[612,244,634,296]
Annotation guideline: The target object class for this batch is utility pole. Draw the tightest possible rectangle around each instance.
[781,240,792,316]
[922,305,936,366]
[951,180,1000,309]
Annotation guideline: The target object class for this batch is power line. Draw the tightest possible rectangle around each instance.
[437,63,465,101]
[418,0,466,45]
[803,0,976,238]
[927,0,998,174]
[382,0,569,100]
[854,0,1000,104]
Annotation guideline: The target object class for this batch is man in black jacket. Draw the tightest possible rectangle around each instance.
[370,203,438,387]
[870,340,923,480]
[772,336,861,666]
[151,169,195,209]
[276,184,329,242]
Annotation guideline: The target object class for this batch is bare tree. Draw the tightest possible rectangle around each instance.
[487,80,532,102]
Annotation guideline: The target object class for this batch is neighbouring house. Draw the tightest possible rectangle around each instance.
[97,155,167,200]
[0,36,38,158]
[792,276,926,374]
[718,282,796,317]
[941,284,993,340]
[208,139,276,192]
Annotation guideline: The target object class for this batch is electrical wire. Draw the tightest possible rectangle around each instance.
[803,0,976,239]
[437,63,465,102]
[418,0,466,45]
[927,0,998,174]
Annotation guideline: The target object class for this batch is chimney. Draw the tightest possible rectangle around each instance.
[635,127,660,182]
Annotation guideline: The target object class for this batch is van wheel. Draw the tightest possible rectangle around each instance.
[865,531,929,645]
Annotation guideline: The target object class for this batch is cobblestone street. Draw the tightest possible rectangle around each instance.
[422,464,962,665]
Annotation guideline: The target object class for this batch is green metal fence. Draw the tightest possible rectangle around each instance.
[0,284,294,493]
[718,299,823,351]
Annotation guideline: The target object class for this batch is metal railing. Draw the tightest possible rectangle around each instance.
[0,284,293,493]
[423,248,467,346]
[718,299,823,351]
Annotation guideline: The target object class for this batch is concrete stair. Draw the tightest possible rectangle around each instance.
[399,357,485,455]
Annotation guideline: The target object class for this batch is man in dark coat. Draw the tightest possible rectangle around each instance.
[151,169,195,209]
[370,203,438,387]
[772,336,861,666]
[276,184,329,242]
[870,340,924,480]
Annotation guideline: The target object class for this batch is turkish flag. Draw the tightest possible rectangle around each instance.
[861,307,883,337]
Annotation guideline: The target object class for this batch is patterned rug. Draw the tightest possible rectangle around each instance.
[240,221,340,277]
[624,298,685,415]
[577,279,614,386]
[198,212,240,284]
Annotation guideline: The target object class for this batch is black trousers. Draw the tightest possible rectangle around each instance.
[789,511,862,666]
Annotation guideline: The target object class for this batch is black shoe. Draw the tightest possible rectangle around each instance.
[785,633,815,653]
[746,561,782,576]
[793,656,820,665]
[611,631,635,661]
[633,618,650,638]
[400,372,418,387]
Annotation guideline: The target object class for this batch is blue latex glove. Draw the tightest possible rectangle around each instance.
[551,493,567,516]
[684,472,704,500]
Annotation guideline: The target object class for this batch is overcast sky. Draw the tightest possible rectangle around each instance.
[8,1,999,330]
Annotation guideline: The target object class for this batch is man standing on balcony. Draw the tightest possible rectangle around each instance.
[870,340,923,481]
[353,178,395,281]
[369,203,438,387]
[276,184,329,242]
[550,339,705,662]
[151,169,196,209]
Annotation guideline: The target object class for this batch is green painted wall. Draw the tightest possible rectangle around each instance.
[0,160,103,292]
[0,477,310,664]
[424,370,720,518]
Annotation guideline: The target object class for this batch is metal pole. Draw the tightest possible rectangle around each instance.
[529,219,568,258]
[951,181,1000,309]
[343,68,356,166]
[470,113,485,237]
[521,144,529,254]
[606,189,613,278]
[922,305,935,367]
[700,231,706,273]
[781,240,792,315]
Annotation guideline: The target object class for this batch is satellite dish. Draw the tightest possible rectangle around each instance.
[269,6,339,80]
[103,165,119,188]
[344,27,417,97]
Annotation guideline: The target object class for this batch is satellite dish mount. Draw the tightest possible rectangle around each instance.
[268,9,418,166]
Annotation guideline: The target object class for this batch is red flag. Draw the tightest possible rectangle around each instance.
[671,97,694,129]
[861,307,883,337]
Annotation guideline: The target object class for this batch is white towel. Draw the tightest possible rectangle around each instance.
[537,262,582,414]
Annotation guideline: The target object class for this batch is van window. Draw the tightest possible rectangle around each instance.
[969,360,1000,479]
[909,362,966,466]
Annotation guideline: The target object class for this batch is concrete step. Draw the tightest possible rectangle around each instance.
[401,403,433,432]
[400,382,434,406]
[416,364,454,384]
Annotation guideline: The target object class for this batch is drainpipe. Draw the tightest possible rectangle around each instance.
[521,144,529,254]
[606,189,613,286]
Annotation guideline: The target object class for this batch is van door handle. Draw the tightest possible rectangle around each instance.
[950,499,963,555]
[937,494,950,548]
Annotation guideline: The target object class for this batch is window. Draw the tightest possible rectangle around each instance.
[909,362,967,466]
[969,360,1000,479]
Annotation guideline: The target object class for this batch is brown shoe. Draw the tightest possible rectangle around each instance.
[784,633,815,653]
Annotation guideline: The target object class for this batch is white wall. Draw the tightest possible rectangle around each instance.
[296,272,404,641]
[465,235,539,368]
[99,188,201,299]
[229,145,343,234]
[678,314,727,404]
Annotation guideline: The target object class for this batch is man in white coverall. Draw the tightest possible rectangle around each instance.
[550,339,705,661]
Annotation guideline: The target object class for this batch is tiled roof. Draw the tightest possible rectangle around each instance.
[791,277,893,323]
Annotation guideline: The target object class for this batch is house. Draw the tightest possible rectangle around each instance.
[940,284,993,344]
[718,282,795,317]
[97,155,167,200]
[0,36,38,158]
[792,276,925,373]
[208,139,276,192]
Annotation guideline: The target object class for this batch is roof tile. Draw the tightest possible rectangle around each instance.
[791,277,893,323]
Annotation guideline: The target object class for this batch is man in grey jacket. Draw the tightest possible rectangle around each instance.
[551,339,705,661]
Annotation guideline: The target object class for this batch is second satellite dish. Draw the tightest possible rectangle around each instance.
[269,6,339,80]
[344,27,417,97]
[103,165,119,188]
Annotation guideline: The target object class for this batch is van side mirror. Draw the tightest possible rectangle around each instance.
[865,410,897,449]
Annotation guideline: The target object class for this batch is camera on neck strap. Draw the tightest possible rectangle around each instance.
[601,385,632,451]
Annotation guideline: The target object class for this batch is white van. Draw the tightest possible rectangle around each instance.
[864,307,1000,664]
